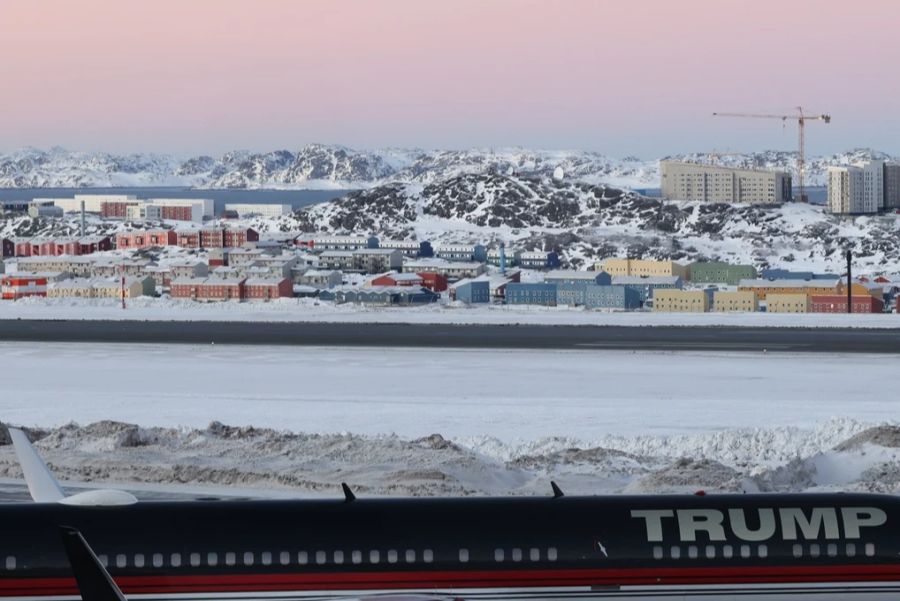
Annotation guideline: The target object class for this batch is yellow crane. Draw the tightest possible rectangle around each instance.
[712,107,831,202]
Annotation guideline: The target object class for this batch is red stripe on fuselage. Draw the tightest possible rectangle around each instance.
[4,564,900,595]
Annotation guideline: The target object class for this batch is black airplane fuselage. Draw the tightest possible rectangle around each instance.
[3,492,900,600]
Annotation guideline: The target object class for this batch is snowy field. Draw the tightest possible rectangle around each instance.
[2,342,900,496]
[1,296,900,327]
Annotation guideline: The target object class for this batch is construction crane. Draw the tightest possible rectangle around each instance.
[712,107,831,203]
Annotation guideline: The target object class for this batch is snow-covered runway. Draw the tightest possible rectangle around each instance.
[2,342,896,442]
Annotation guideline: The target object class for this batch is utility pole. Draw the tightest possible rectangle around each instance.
[120,263,127,310]
[846,249,853,314]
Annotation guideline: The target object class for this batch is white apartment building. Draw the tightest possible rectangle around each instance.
[828,161,884,214]
[37,195,138,213]
[224,203,292,218]
[660,161,792,204]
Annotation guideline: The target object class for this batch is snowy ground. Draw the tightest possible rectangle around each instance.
[1,296,900,327]
[2,342,899,496]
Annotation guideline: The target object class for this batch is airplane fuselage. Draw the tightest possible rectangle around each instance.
[3,492,900,600]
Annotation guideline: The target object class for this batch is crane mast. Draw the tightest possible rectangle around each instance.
[712,107,831,203]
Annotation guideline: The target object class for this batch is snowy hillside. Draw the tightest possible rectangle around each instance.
[0,145,894,190]
[270,173,900,272]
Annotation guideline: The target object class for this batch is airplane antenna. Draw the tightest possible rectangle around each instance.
[551,481,564,498]
[341,482,356,502]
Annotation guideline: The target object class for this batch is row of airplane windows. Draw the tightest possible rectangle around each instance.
[0,547,561,571]
[651,542,876,561]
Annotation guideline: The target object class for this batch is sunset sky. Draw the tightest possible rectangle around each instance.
[2,0,899,157]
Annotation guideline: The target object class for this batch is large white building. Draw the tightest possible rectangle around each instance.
[660,161,792,204]
[828,161,884,214]
[224,203,292,218]
[38,194,138,213]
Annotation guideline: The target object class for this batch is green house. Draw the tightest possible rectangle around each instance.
[689,261,757,286]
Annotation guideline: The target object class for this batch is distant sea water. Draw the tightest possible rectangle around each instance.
[0,187,354,216]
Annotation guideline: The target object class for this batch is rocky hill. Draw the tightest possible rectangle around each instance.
[276,173,900,273]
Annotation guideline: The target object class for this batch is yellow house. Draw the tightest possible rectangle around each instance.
[653,289,710,312]
[713,290,758,312]
[766,293,810,313]
[597,258,690,280]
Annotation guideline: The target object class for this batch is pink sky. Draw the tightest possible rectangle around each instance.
[1,0,899,157]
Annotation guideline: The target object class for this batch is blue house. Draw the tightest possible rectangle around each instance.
[545,270,612,287]
[453,280,490,303]
[612,275,682,305]
[505,282,557,306]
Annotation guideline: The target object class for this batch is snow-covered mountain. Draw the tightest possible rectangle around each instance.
[0,145,894,190]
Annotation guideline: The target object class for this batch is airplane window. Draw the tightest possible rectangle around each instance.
[225,552,236,566]
[171,553,182,567]
[352,551,362,564]
[261,552,272,566]
[846,544,856,557]
[280,551,290,565]
[116,554,127,568]
[723,545,733,559]
[243,552,254,566]
[792,544,802,558]
[315,551,326,565]
[207,553,218,567]
[530,548,540,561]
[758,545,768,558]
[134,554,145,568]
[4,557,14,571]
[494,549,505,562]
[190,553,200,567]
[670,546,681,559]
[423,549,433,563]
[547,547,558,561]
[369,550,380,564]
[652,546,663,559]
[512,548,522,562]
[705,545,715,559]
[459,549,469,563]
[153,554,163,568]
[740,545,751,558]
[688,546,698,559]
[827,544,837,557]
[865,543,875,557]
[388,550,398,564]
[334,551,344,564]
[809,544,820,558]
[99,555,109,568]
[298,551,308,565]
[405,550,415,563]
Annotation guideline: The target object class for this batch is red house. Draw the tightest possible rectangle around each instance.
[243,277,292,300]
[101,201,141,219]
[117,230,177,250]
[170,277,245,301]
[1,274,48,300]
[810,294,884,314]
[176,231,201,249]
[370,272,423,287]
[78,236,112,254]
[200,228,224,248]
[416,271,449,292]
[224,228,259,248]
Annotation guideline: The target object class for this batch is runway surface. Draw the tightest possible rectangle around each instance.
[0,319,898,352]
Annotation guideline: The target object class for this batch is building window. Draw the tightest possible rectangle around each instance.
[369,550,380,564]
[153,554,163,568]
[134,554,145,568]
[494,549,505,562]
[190,553,201,567]
[207,552,218,567]
[459,549,469,563]
[315,551,326,565]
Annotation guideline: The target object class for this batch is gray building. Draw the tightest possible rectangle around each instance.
[885,163,900,210]
[661,161,791,204]
[297,269,343,288]
[352,248,403,274]
[28,204,64,218]
[319,286,438,305]
[505,282,557,306]
[319,251,355,271]
[544,270,611,286]
[453,280,490,304]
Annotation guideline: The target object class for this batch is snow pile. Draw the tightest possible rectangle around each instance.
[2,420,899,496]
